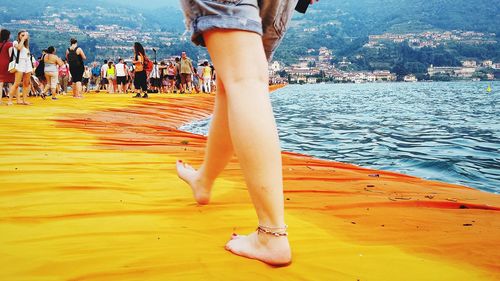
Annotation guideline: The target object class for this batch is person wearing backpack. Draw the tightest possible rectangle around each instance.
[91,62,101,91]
[66,38,86,98]
[41,46,64,100]
[0,29,15,105]
[132,42,148,98]
[34,50,48,97]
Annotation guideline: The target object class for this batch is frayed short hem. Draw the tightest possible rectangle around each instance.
[190,15,263,47]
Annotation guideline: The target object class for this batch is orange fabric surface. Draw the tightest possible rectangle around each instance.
[1,87,499,280]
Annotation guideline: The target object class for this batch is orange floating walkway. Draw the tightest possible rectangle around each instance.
[1,88,499,281]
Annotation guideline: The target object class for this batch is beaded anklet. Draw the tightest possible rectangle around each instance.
[256,224,288,237]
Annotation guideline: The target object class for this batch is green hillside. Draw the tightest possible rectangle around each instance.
[276,0,499,66]
[304,0,499,35]
[0,0,498,68]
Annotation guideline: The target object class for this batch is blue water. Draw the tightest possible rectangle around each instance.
[181,82,500,194]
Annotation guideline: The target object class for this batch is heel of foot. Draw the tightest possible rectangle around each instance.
[225,232,292,266]
[176,160,212,205]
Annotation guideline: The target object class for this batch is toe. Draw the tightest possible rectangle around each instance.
[231,234,245,240]
[225,240,234,251]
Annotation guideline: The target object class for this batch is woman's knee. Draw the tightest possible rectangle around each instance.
[223,75,267,91]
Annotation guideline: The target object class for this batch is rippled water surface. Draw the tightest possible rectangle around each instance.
[181,82,499,193]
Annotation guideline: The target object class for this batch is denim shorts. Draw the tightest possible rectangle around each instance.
[180,0,299,61]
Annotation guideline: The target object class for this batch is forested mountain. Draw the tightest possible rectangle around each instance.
[303,0,499,35]
[2,0,497,35]
[277,0,499,69]
[279,0,498,58]
[0,0,498,68]
[0,0,183,32]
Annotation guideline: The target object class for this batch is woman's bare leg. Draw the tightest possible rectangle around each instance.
[49,75,57,98]
[76,81,83,97]
[42,74,51,95]
[177,79,234,204]
[21,73,31,104]
[8,72,23,105]
[177,29,290,265]
[0,82,3,105]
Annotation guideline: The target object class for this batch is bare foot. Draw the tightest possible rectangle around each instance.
[225,231,292,266]
[176,160,212,205]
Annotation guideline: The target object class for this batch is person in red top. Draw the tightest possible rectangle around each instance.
[0,29,15,105]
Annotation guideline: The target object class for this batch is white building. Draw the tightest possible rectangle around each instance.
[482,60,493,68]
[269,61,283,72]
[404,74,418,82]
[462,60,477,68]
[428,65,461,76]
[373,70,396,81]
[455,67,476,78]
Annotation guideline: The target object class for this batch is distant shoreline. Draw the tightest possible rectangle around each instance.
[288,80,498,85]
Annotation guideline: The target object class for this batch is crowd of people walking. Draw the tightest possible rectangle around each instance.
[0,28,217,105]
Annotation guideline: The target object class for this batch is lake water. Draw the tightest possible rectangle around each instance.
[181,82,499,194]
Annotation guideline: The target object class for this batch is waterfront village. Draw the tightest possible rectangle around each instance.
[269,30,499,84]
[268,47,499,84]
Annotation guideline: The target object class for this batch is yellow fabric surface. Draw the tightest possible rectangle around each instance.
[0,92,499,280]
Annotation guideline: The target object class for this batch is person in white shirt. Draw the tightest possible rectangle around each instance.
[8,30,33,105]
[115,58,128,94]
[100,60,109,92]
[82,66,92,93]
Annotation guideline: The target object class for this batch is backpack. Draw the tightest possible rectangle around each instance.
[91,66,100,76]
[143,55,153,73]
[8,42,20,73]
[67,47,82,67]
[35,54,45,78]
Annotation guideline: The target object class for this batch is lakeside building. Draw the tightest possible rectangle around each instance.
[373,70,397,82]
[426,64,491,79]
[428,65,465,77]
[482,60,493,68]
[462,60,477,68]
[404,74,418,82]
[454,67,476,78]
